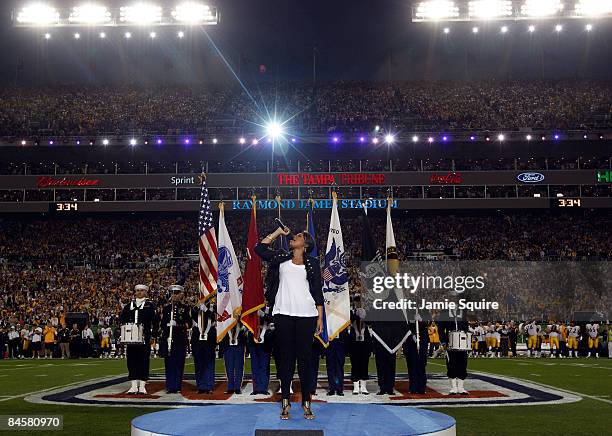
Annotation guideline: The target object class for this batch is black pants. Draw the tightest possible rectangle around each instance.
[127,344,151,380]
[273,314,317,402]
[373,340,396,393]
[446,350,468,380]
[349,340,371,382]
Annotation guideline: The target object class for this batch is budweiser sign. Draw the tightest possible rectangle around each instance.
[36,176,100,189]
[429,172,462,185]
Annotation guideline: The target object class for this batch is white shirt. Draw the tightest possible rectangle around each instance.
[272,260,318,317]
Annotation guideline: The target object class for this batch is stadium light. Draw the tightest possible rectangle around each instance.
[528,25,536,32]
[130,139,137,146]
[252,139,259,145]
[497,134,505,141]
[172,2,216,24]
[575,0,612,17]
[585,23,593,31]
[412,135,419,143]
[526,134,532,141]
[265,121,284,139]
[384,134,395,144]
[212,138,218,144]
[120,3,162,24]
[149,31,156,38]
[102,139,109,145]
[44,32,51,39]
[415,1,460,20]
[520,0,564,18]
[372,137,379,144]
[21,140,27,145]
[124,31,132,38]
[16,4,60,25]
[555,24,563,32]
[501,25,508,33]
[443,27,450,34]
[68,4,112,24]
[468,1,512,19]
[99,31,106,38]
[74,32,80,39]
[177,30,185,38]
[239,137,246,144]
[428,136,434,143]
[359,136,366,143]
[472,26,479,33]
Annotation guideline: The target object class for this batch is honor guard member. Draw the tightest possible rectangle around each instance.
[586,323,600,358]
[191,299,217,394]
[445,319,469,395]
[248,307,273,395]
[160,285,190,393]
[221,322,247,394]
[326,329,348,396]
[119,284,158,394]
[404,317,428,395]
[348,302,372,395]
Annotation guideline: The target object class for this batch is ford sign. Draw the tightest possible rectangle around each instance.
[517,172,545,183]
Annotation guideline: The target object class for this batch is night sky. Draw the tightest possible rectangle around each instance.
[1,0,611,85]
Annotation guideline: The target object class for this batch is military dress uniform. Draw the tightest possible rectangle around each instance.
[191,303,217,394]
[160,289,190,393]
[247,308,273,395]
[326,329,348,396]
[220,323,246,394]
[403,321,428,394]
[443,320,469,395]
[348,308,372,395]
[119,291,158,394]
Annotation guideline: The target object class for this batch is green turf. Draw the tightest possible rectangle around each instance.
[0,357,610,436]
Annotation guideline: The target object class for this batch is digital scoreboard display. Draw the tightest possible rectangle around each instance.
[50,202,79,213]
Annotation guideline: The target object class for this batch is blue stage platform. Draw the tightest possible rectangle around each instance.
[131,403,456,436]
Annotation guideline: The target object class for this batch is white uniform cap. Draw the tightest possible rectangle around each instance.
[134,284,149,292]
[169,285,184,293]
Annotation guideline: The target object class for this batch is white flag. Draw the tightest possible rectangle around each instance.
[321,194,350,343]
[216,204,243,342]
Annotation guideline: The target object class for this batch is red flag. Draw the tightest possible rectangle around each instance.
[240,197,265,339]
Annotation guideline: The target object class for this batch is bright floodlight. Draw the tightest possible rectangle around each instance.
[443,27,450,34]
[172,2,215,24]
[575,0,612,17]
[124,31,132,38]
[69,4,112,24]
[99,32,106,38]
[468,1,512,19]
[472,26,479,33]
[239,137,246,144]
[130,138,137,146]
[149,31,156,38]
[501,25,508,33]
[120,3,162,24]
[384,134,395,144]
[585,24,593,31]
[528,25,536,32]
[412,135,419,142]
[74,32,80,39]
[44,32,51,39]
[177,31,185,38]
[526,134,532,141]
[520,0,563,18]
[17,4,60,25]
[555,24,563,32]
[266,122,284,138]
[415,1,460,20]
[497,134,505,141]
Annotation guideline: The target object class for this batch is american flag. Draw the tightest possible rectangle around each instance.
[198,176,218,302]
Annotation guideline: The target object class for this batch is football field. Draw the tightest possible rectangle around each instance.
[1,357,610,436]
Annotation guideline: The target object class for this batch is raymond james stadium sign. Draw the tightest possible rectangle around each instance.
[597,170,611,183]
[232,198,398,210]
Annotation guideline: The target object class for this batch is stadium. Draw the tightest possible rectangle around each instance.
[0,1,611,435]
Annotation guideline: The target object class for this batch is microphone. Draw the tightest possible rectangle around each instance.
[274,218,294,241]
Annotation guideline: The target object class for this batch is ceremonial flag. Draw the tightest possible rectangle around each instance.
[240,197,265,339]
[366,200,411,353]
[321,193,350,344]
[308,199,328,345]
[197,175,218,303]
[216,203,244,342]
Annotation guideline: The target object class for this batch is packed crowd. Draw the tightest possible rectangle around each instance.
[1,211,610,334]
[1,80,611,138]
